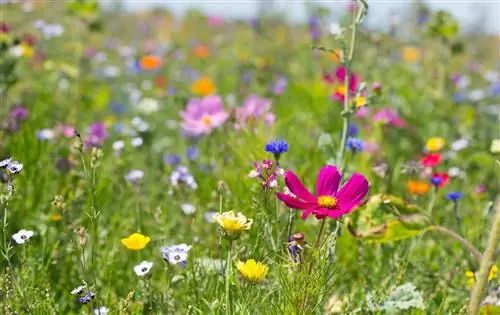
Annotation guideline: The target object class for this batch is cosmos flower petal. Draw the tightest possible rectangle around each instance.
[284,171,316,202]
[316,165,342,196]
[276,192,311,210]
[336,173,369,208]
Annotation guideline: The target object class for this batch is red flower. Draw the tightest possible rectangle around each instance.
[420,153,441,167]
[276,165,369,220]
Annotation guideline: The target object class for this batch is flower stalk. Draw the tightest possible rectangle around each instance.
[468,198,500,315]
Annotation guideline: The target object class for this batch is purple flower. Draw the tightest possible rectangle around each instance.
[163,154,181,166]
[180,96,229,136]
[84,122,108,147]
[10,105,29,121]
[271,77,287,95]
[186,146,199,160]
[235,95,274,127]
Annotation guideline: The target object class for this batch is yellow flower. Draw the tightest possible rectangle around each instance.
[214,211,252,239]
[465,265,498,287]
[490,139,500,153]
[425,137,446,152]
[121,233,151,251]
[49,213,62,221]
[354,96,367,108]
[402,46,419,62]
[190,76,215,96]
[236,259,268,283]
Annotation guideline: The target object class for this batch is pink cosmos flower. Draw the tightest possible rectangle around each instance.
[276,165,369,220]
[372,108,406,128]
[180,95,229,136]
[207,16,224,26]
[235,94,274,127]
[55,124,75,138]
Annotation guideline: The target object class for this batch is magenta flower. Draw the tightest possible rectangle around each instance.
[180,95,229,136]
[235,94,274,127]
[10,105,29,121]
[84,122,108,147]
[276,165,369,220]
[372,108,406,128]
[329,66,360,103]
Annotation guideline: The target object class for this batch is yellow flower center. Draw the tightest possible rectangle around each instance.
[201,115,213,126]
[318,196,337,208]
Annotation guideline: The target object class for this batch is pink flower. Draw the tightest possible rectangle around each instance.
[276,165,369,220]
[84,122,108,147]
[55,124,75,138]
[235,95,274,127]
[372,108,406,127]
[180,95,229,136]
[207,16,224,26]
[329,66,360,103]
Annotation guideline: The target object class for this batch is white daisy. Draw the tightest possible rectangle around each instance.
[181,203,196,215]
[125,170,144,183]
[131,137,143,148]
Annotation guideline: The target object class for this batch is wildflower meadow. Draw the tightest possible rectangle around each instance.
[1,1,500,314]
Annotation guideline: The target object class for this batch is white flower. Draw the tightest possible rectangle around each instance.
[204,211,216,223]
[483,70,499,82]
[42,24,64,39]
[448,167,464,178]
[33,20,46,29]
[330,23,343,36]
[70,284,86,295]
[131,137,143,148]
[161,244,192,266]
[12,229,34,244]
[9,45,25,57]
[93,307,109,315]
[137,98,159,114]
[248,170,259,178]
[94,52,108,63]
[133,261,154,277]
[102,66,120,78]
[181,203,196,215]
[451,138,469,151]
[5,160,23,174]
[125,170,144,183]
[112,140,125,151]
[0,158,12,168]
[269,179,278,188]
[456,76,470,89]
[36,128,55,140]
[469,89,485,102]
[131,117,150,132]
[118,46,135,57]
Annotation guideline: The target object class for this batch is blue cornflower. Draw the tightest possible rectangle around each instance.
[109,102,126,114]
[346,137,364,152]
[348,124,359,137]
[265,140,288,159]
[430,176,443,187]
[186,146,199,161]
[77,291,95,304]
[453,92,465,104]
[446,191,463,202]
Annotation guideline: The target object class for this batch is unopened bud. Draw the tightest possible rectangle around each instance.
[90,147,103,168]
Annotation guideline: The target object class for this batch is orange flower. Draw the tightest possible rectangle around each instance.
[402,46,420,62]
[407,180,430,195]
[193,45,210,58]
[139,55,161,70]
[191,77,215,96]
[329,49,343,63]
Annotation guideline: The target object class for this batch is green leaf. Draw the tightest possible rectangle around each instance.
[347,194,433,243]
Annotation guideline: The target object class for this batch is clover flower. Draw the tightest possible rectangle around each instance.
[236,259,269,283]
[12,229,34,244]
[121,233,151,251]
[214,211,252,240]
[133,261,154,277]
[161,244,192,267]
[276,165,369,220]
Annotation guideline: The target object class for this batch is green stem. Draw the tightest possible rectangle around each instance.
[468,199,500,315]
[225,240,233,315]
[427,186,437,215]
[430,225,481,262]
